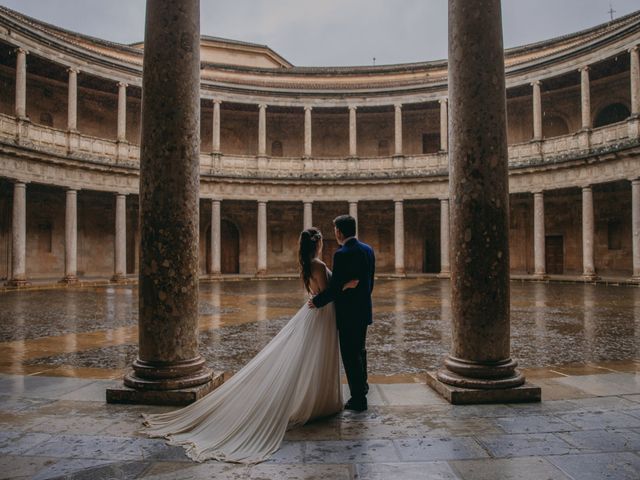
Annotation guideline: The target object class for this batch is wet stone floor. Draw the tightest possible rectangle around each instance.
[0,278,638,377]
[1,279,640,478]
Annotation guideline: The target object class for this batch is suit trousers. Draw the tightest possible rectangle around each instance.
[338,322,368,402]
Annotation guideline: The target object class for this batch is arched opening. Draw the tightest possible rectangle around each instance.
[594,103,630,128]
[271,140,283,157]
[221,219,240,274]
[542,114,569,138]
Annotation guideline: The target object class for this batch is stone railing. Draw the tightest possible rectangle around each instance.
[0,112,637,180]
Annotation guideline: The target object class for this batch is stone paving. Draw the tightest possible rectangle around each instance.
[1,370,640,479]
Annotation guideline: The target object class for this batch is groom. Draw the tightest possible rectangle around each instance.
[308,215,375,412]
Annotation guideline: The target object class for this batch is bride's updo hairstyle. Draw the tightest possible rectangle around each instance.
[299,227,322,293]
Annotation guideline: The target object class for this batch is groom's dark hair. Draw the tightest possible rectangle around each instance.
[334,215,356,238]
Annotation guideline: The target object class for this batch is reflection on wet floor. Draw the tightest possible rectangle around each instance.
[0,278,638,378]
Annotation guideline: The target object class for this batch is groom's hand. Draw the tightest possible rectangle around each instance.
[307,298,316,309]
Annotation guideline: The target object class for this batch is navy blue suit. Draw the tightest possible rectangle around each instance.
[312,238,375,402]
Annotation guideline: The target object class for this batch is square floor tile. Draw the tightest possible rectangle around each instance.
[477,433,575,458]
[356,461,461,480]
[556,429,640,453]
[304,439,399,464]
[558,410,640,430]
[394,436,488,461]
[547,452,640,480]
[450,456,571,480]
[493,415,576,434]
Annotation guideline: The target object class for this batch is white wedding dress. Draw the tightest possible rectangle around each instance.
[140,289,343,463]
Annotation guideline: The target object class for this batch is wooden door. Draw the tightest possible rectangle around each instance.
[545,235,564,274]
[221,219,239,274]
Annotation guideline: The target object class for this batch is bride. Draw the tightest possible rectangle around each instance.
[141,227,357,464]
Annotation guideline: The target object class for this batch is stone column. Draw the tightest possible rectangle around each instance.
[108,0,216,405]
[532,80,542,140]
[349,106,357,157]
[632,179,640,280]
[117,82,127,141]
[67,68,79,131]
[349,201,358,236]
[212,100,221,153]
[257,201,267,274]
[439,198,450,276]
[394,200,405,274]
[210,199,221,275]
[15,48,27,119]
[7,182,27,286]
[631,46,640,116]
[62,189,78,284]
[112,193,127,282]
[427,0,537,404]
[303,201,313,230]
[394,104,403,156]
[533,191,546,279]
[304,106,312,158]
[258,104,267,157]
[439,98,448,151]
[580,66,591,130]
[582,185,597,280]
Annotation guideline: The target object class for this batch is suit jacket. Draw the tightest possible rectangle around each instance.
[312,238,376,330]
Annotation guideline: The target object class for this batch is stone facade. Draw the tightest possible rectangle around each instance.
[0,5,638,284]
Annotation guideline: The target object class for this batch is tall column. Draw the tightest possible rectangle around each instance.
[580,66,591,130]
[439,198,450,276]
[394,104,403,156]
[582,185,597,280]
[117,82,127,141]
[439,98,448,151]
[210,199,221,274]
[349,201,358,236]
[67,68,79,131]
[349,106,357,157]
[258,104,267,157]
[109,0,215,405]
[394,200,405,274]
[212,100,221,153]
[428,0,537,403]
[303,201,313,230]
[533,191,546,278]
[112,193,127,281]
[7,182,27,286]
[304,106,312,158]
[632,179,640,280]
[62,189,78,283]
[532,80,542,140]
[15,48,27,118]
[257,201,267,274]
[630,46,640,116]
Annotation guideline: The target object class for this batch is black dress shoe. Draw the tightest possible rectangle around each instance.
[344,398,367,412]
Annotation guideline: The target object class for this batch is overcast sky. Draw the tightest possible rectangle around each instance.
[2,1,638,66]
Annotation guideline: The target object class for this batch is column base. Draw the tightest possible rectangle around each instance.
[59,275,79,285]
[632,275,640,283]
[426,371,541,405]
[5,278,30,287]
[110,274,127,283]
[256,270,267,277]
[437,271,451,279]
[394,268,406,277]
[582,273,599,282]
[107,371,224,406]
[532,272,548,280]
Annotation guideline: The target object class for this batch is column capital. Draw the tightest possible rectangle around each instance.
[348,200,358,205]
[67,67,80,75]
[115,192,128,197]
[579,65,590,73]
[15,47,28,55]
[439,196,449,202]
[581,184,593,191]
[11,179,28,186]
[532,190,544,196]
[304,105,313,112]
[629,45,639,54]
[530,80,542,87]
[630,178,640,185]
[212,99,222,105]
[438,97,448,104]
[257,199,268,205]
[117,81,128,88]
[258,103,267,110]
[393,198,404,204]
[348,105,358,111]
[302,199,314,205]
[394,103,403,109]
